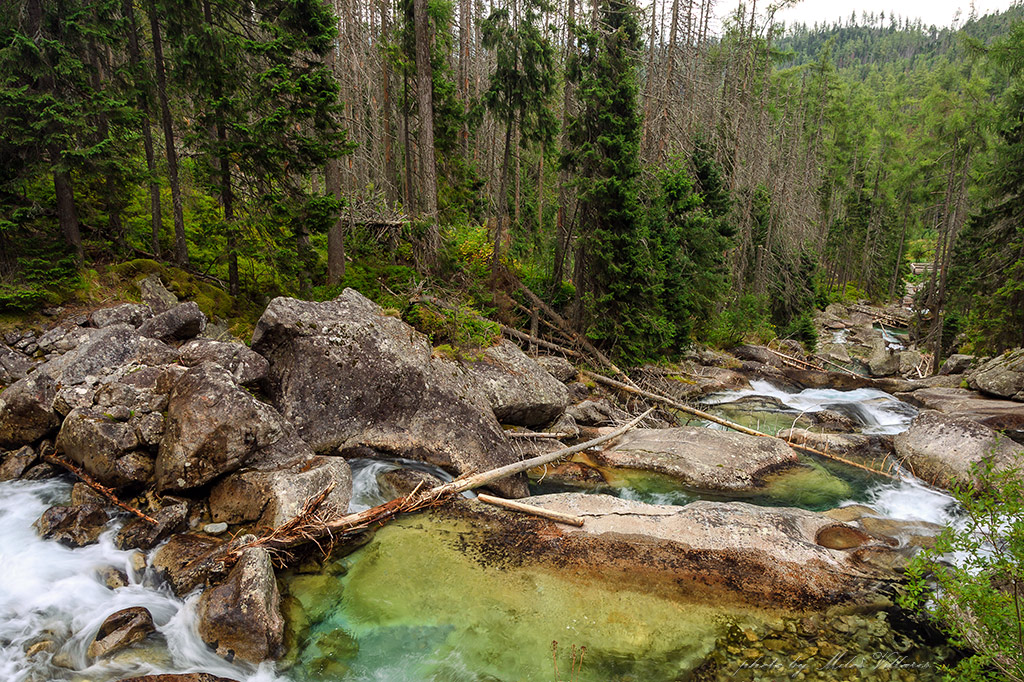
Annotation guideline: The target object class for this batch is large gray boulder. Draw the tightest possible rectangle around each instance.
[461,340,569,427]
[0,344,33,386]
[251,290,526,497]
[452,494,901,610]
[57,408,152,488]
[197,547,283,664]
[894,410,1023,489]
[138,302,207,342]
[155,363,312,492]
[969,348,1024,402]
[940,353,975,376]
[179,339,268,386]
[896,386,1024,438]
[209,455,351,528]
[40,324,144,386]
[0,374,59,447]
[591,427,800,492]
[867,338,899,377]
[90,304,152,329]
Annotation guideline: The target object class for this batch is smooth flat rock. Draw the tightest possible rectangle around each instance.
[894,410,1023,489]
[451,494,902,610]
[895,387,1024,437]
[591,427,800,491]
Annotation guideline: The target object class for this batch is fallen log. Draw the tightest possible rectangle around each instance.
[233,408,654,558]
[476,493,585,526]
[42,453,158,524]
[582,370,897,479]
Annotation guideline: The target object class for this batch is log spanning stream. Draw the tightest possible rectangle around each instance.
[0,382,960,682]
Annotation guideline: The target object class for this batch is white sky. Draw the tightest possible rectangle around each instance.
[715,0,1021,30]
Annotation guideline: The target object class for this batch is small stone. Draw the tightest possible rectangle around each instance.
[25,640,56,658]
[99,566,129,590]
[87,606,155,659]
[203,522,228,535]
[742,648,761,659]
[130,550,148,574]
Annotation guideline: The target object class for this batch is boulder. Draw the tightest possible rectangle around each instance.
[940,354,974,376]
[40,324,143,386]
[565,398,627,426]
[894,410,1023,489]
[0,445,38,481]
[209,455,351,528]
[591,427,800,492]
[0,374,59,447]
[87,607,155,659]
[899,350,925,377]
[36,503,109,548]
[90,304,151,329]
[777,429,896,468]
[533,355,577,383]
[731,345,783,368]
[152,534,232,596]
[895,387,1024,437]
[155,363,312,492]
[115,501,189,550]
[197,546,284,664]
[867,338,899,377]
[460,340,569,427]
[138,302,207,342]
[138,274,178,314]
[451,494,902,609]
[251,290,525,498]
[57,408,152,488]
[968,348,1024,402]
[0,344,33,385]
[179,339,269,386]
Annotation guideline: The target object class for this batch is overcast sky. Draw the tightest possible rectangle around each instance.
[714,0,1021,31]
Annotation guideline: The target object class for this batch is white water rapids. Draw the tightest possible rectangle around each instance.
[0,382,959,681]
[0,479,284,682]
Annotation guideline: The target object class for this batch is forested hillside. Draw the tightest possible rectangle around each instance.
[1,0,1022,364]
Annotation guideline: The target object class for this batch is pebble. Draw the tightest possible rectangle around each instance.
[203,522,228,535]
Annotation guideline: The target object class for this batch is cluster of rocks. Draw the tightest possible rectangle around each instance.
[0,281,585,669]
[9,281,1015,675]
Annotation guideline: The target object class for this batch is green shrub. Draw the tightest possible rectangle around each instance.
[900,453,1024,682]
[703,294,776,348]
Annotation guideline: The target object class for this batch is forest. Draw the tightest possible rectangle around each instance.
[2,0,1023,365]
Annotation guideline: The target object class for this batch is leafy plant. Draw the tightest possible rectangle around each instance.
[900,453,1024,682]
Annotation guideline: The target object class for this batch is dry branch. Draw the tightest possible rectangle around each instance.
[233,408,654,558]
[42,453,159,524]
[476,493,585,526]
[581,370,897,479]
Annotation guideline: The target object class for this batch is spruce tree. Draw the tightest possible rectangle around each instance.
[563,0,669,364]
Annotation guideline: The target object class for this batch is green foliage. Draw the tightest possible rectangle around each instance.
[782,313,819,353]
[900,453,1024,682]
[703,294,776,349]
[405,301,499,350]
[564,0,672,365]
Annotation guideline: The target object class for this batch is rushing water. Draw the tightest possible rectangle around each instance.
[0,381,960,682]
[0,479,284,682]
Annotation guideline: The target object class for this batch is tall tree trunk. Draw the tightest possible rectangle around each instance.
[148,0,189,266]
[325,158,347,283]
[552,0,576,291]
[124,0,162,257]
[381,0,399,203]
[414,0,438,220]
[50,157,84,263]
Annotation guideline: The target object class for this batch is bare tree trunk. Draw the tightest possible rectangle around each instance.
[148,0,189,266]
[50,160,83,263]
[414,0,439,219]
[325,158,347,284]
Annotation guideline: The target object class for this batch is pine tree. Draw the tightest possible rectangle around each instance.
[564,0,670,364]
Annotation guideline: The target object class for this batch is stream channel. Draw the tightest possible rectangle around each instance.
[0,380,961,682]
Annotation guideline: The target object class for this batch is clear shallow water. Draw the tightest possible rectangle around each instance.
[0,479,283,682]
[1,382,959,682]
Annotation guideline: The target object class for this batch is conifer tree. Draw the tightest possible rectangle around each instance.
[564,0,670,363]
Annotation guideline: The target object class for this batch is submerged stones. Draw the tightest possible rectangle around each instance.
[251,288,526,497]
